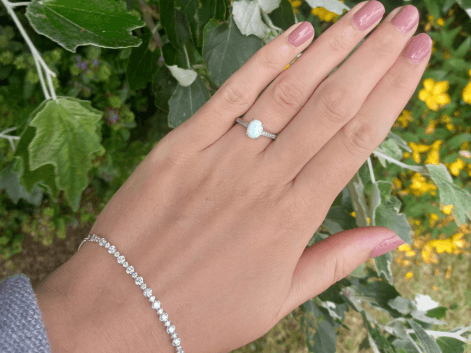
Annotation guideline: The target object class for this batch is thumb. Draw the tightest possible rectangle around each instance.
[277,226,404,320]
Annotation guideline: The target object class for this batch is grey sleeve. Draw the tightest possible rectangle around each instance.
[0,273,52,353]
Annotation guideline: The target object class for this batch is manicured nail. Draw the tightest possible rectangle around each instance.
[392,5,419,33]
[288,22,314,47]
[403,33,432,64]
[353,1,385,31]
[370,235,404,258]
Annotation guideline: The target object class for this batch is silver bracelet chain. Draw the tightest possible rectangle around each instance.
[78,234,184,353]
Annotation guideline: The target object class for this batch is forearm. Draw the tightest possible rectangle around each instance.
[34,242,174,353]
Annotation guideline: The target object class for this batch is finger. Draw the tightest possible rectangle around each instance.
[275,227,403,321]
[264,5,420,182]
[292,33,432,209]
[169,21,314,153]
[222,0,383,154]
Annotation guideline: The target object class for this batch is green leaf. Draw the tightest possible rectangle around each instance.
[375,138,403,168]
[423,0,440,19]
[127,34,161,91]
[26,98,103,211]
[388,296,415,315]
[388,131,412,152]
[425,306,447,319]
[168,75,210,128]
[232,0,269,38]
[26,0,145,52]
[0,159,43,206]
[197,0,227,46]
[203,17,263,86]
[153,65,178,113]
[409,320,442,353]
[455,0,471,19]
[177,0,199,47]
[324,206,357,233]
[311,302,337,353]
[410,310,448,325]
[437,336,467,353]
[268,0,296,31]
[454,37,471,58]
[304,0,350,15]
[258,0,281,14]
[160,0,192,49]
[426,163,471,225]
[361,311,395,353]
[447,133,471,149]
[162,43,190,69]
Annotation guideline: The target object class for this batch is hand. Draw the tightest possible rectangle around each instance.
[35,2,429,352]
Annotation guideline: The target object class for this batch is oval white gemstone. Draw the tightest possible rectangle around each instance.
[149,296,155,303]
[135,277,143,285]
[160,313,168,321]
[117,256,125,264]
[108,246,116,254]
[152,301,161,310]
[167,325,175,334]
[172,338,181,346]
[247,120,263,139]
[126,266,134,274]
[122,261,129,268]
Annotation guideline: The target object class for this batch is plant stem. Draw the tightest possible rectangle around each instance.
[0,127,20,152]
[138,0,162,48]
[405,326,471,344]
[372,150,428,175]
[367,156,376,184]
[1,0,57,100]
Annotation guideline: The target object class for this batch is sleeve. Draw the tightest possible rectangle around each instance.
[0,273,52,353]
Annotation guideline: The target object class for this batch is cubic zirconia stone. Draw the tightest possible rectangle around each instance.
[172,333,178,339]
[108,246,116,254]
[167,325,175,334]
[176,346,182,352]
[135,277,143,286]
[149,296,155,303]
[105,242,110,249]
[141,283,147,290]
[164,320,171,327]
[114,251,120,258]
[144,288,152,297]
[247,120,263,139]
[152,301,160,310]
[172,338,181,346]
[122,261,129,268]
[126,266,134,274]
[157,308,164,315]
[117,256,125,264]
[160,313,168,321]
[132,272,138,279]
[99,239,106,246]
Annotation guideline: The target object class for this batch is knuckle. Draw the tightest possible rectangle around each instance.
[383,68,414,92]
[271,77,305,112]
[219,79,253,108]
[317,84,352,124]
[325,33,349,53]
[257,48,283,72]
[370,33,396,58]
[339,117,379,158]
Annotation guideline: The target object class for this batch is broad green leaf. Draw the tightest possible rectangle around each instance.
[196,0,226,47]
[268,0,296,31]
[455,0,471,19]
[311,302,337,353]
[160,0,192,49]
[168,75,210,128]
[388,296,415,315]
[162,43,190,69]
[437,336,467,353]
[232,0,270,38]
[454,37,471,58]
[258,0,281,14]
[346,172,369,227]
[166,65,198,86]
[153,66,178,113]
[392,339,421,353]
[423,0,440,19]
[426,163,471,225]
[27,98,103,211]
[361,311,395,353]
[409,320,441,353]
[0,159,43,206]
[371,181,411,245]
[26,0,145,52]
[127,34,161,90]
[324,206,356,234]
[388,131,412,152]
[375,138,403,168]
[411,310,447,325]
[304,0,350,15]
[177,0,199,47]
[203,18,263,86]
[425,306,447,319]
[447,133,471,149]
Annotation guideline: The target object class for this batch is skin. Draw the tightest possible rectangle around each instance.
[34,2,430,352]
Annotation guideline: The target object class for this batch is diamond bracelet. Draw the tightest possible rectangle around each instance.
[78,234,184,353]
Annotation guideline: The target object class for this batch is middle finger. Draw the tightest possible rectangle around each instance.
[263,3,419,180]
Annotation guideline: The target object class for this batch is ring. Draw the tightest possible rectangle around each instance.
[235,118,278,140]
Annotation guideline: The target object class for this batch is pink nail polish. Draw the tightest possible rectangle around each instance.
[403,33,432,64]
[353,1,385,31]
[392,5,419,33]
[288,22,314,47]
[370,235,404,258]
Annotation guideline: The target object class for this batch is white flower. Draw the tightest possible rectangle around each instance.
[414,294,439,312]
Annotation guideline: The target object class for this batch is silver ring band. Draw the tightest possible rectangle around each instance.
[235,118,277,140]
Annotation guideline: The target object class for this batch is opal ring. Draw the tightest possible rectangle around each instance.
[235,117,278,140]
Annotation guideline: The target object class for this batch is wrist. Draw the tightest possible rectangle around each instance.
[35,241,174,353]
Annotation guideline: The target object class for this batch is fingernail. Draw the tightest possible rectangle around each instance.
[288,22,314,47]
[403,33,432,64]
[392,5,419,33]
[353,0,386,31]
[370,235,404,258]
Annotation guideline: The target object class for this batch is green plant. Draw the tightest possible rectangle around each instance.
[1,0,471,352]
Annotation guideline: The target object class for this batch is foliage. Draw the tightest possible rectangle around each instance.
[1,0,471,352]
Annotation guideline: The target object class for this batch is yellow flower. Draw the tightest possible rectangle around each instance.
[406,173,437,196]
[462,81,471,105]
[397,109,413,128]
[405,271,414,280]
[432,285,439,291]
[429,213,439,227]
[437,18,445,26]
[427,15,434,22]
[425,149,440,165]
[311,7,339,22]
[434,268,439,276]
[288,0,303,14]
[402,260,411,266]
[461,141,469,150]
[440,114,451,124]
[283,64,290,71]
[351,211,356,217]
[446,265,452,279]
[419,78,451,111]
[449,158,465,176]
[403,152,411,159]
[429,239,455,254]
[442,204,454,215]
[446,123,455,131]
[425,120,436,134]
[398,243,412,252]
[443,49,451,60]
[452,233,471,250]
[421,244,439,264]
[393,177,402,189]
